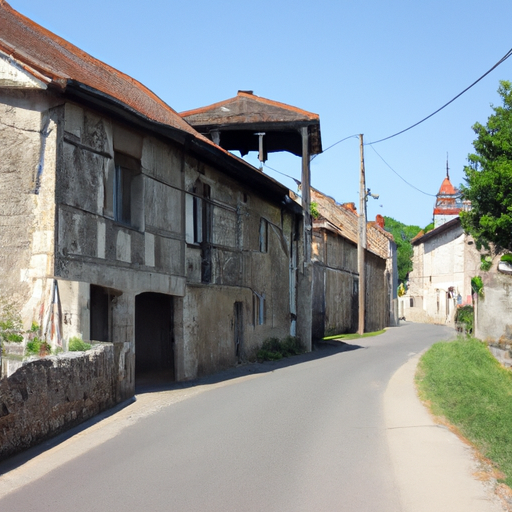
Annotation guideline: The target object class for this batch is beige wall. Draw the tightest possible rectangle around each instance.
[404,222,481,325]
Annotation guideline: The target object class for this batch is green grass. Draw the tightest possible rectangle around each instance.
[322,329,386,341]
[417,337,512,486]
[68,337,92,352]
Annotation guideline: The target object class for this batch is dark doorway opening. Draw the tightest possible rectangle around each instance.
[90,285,119,342]
[135,292,175,385]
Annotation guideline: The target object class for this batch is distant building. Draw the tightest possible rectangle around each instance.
[433,163,465,228]
[400,170,480,325]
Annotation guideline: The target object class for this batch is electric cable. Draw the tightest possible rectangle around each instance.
[319,47,512,152]
[369,144,437,197]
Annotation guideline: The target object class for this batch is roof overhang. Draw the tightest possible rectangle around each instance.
[64,82,302,214]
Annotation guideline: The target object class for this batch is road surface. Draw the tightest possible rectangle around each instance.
[0,323,503,511]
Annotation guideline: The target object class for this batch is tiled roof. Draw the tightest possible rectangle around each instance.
[181,91,322,156]
[437,177,457,196]
[181,90,320,123]
[0,1,203,138]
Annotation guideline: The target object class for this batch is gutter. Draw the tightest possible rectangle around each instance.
[63,81,301,214]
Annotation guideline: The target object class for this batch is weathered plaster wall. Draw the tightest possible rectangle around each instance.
[475,270,512,343]
[405,224,478,325]
[0,89,59,329]
[311,228,389,338]
[182,156,297,379]
[0,344,116,461]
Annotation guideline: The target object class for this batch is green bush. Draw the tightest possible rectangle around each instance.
[257,336,305,361]
[310,202,320,220]
[25,338,51,356]
[455,305,474,335]
[471,276,484,298]
[480,255,492,271]
[0,302,24,345]
[68,337,91,352]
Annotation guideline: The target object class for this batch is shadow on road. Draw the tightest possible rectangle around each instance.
[0,340,362,476]
[135,340,364,395]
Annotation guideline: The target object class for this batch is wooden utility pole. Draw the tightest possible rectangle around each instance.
[357,134,366,335]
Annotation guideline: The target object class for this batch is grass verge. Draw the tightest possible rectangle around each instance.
[416,337,512,487]
[322,329,386,341]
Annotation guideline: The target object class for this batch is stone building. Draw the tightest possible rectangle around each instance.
[0,2,305,398]
[309,189,396,338]
[401,172,479,325]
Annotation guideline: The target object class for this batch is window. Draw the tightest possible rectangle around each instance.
[259,218,268,252]
[187,180,213,283]
[253,291,266,325]
[113,153,143,229]
[193,181,211,244]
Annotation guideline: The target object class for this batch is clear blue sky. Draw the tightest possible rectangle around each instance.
[10,0,512,227]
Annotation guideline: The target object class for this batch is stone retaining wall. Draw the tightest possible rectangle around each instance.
[0,343,116,461]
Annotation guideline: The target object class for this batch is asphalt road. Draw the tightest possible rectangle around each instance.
[0,323,459,511]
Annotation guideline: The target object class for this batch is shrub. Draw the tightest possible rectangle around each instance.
[25,338,51,356]
[68,337,91,352]
[455,305,474,335]
[257,336,305,361]
[0,301,24,345]
[471,276,484,298]
[480,255,492,271]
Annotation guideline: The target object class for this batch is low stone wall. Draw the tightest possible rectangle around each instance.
[0,343,116,461]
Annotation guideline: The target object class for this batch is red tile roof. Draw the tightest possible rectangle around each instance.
[0,1,203,139]
[437,177,457,196]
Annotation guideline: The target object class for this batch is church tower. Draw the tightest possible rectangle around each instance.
[433,158,463,228]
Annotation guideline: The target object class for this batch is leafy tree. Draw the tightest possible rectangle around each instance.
[383,217,422,283]
[460,80,512,250]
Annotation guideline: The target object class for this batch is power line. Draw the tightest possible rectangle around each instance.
[369,144,437,197]
[319,47,512,153]
[311,134,359,160]
[263,163,301,186]
[368,47,512,145]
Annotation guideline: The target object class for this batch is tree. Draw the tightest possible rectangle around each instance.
[460,80,512,250]
[383,217,422,283]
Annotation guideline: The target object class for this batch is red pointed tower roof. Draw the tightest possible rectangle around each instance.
[437,176,457,196]
[433,158,462,225]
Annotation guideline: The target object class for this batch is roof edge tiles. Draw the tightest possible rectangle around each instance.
[0,1,301,213]
[180,90,320,121]
[0,1,207,140]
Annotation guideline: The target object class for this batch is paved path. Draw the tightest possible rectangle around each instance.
[385,352,504,512]
[0,323,506,511]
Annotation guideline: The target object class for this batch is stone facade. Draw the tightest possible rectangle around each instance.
[310,189,395,338]
[475,265,512,343]
[0,5,304,409]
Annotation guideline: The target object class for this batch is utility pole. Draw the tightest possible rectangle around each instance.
[357,134,366,335]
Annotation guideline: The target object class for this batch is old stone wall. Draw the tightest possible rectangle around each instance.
[0,344,116,461]
[0,89,59,329]
[476,270,512,343]
[311,227,389,338]
[365,250,388,332]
